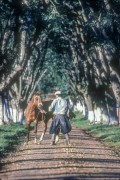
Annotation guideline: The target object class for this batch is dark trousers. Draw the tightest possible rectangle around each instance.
[49,114,72,134]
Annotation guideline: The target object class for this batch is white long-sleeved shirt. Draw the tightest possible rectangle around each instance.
[49,97,68,115]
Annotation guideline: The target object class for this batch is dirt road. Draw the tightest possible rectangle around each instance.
[0,121,120,180]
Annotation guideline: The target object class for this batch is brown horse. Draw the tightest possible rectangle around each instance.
[34,98,53,144]
[24,92,53,144]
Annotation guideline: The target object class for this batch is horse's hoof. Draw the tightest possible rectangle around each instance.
[38,141,42,145]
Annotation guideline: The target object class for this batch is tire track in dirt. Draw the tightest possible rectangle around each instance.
[0,121,120,180]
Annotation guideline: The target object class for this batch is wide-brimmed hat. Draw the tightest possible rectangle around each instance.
[55,91,61,95]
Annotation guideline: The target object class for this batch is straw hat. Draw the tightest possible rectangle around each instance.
[55,91,61,95]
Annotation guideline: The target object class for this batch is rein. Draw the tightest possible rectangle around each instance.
[36,110,46,122]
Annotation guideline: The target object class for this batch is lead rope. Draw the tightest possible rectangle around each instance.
[42,113,45,121]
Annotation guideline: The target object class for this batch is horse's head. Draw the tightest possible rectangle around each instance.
[32,92,42,107]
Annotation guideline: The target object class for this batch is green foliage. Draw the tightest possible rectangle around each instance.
[1,0,120,112]
[0,123,26,157]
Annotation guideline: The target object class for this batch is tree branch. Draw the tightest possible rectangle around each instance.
[0,65,22,93]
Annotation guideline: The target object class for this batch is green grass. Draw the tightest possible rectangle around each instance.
[0,123,26,157]
[71,112,120,155]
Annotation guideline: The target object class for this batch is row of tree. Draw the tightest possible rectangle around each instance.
[0,0,120,125]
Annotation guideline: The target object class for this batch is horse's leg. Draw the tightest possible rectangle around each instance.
[25,121,30,145]
[34,119,38,144]
[38,121,47,144]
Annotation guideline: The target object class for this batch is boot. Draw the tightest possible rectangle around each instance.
[51,134,56,145]
[51,141,56,145]
[55,134,59,143]
[65,134,71,146]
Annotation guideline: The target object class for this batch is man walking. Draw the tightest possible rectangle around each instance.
[49,91,72,145]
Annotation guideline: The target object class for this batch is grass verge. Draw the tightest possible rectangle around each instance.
[71,112,120,156]
[0,123,26,158]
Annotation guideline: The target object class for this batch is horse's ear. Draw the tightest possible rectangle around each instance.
[34,92,40,96]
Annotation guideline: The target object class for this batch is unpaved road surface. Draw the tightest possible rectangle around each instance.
[0,121,120,180]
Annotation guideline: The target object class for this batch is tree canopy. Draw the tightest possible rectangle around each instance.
[0,0,120,124]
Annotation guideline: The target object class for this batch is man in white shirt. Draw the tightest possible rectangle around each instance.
[49,91,72,145]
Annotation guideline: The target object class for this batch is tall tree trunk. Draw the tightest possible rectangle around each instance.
[84,94,94,123]
[0,95,3,125]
